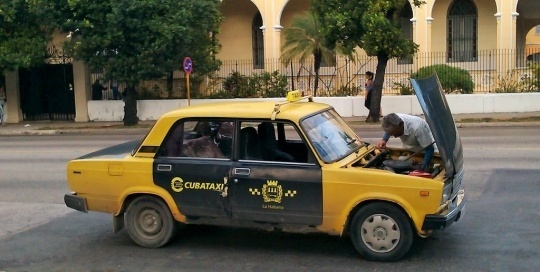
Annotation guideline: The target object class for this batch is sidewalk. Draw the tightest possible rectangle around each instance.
[1,112,539,136]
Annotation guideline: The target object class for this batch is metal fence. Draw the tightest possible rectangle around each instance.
[92,49,540,100]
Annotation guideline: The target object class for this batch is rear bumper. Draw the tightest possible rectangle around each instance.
[422,189,466,230]
[64,193,88,213]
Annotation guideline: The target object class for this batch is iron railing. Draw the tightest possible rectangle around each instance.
[91,49,540,99]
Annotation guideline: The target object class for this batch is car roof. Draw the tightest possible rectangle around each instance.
[160,100,333,121]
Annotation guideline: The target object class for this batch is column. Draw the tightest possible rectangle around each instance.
[496,10,519,77]
[4,71,23,123]
[72,60,91,122]
[272,25,284,72]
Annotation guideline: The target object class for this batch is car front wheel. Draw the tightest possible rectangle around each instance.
[350,203,413,262]
[125,196,178,248]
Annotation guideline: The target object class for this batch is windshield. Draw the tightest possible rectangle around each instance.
[301,109,362,163]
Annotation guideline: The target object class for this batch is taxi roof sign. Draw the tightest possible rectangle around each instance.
[272,90,313,120]
[286,90,303,102]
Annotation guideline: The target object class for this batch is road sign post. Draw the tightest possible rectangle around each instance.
[183,57,193,105]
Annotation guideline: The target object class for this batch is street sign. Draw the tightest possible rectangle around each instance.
[183,57,193,74]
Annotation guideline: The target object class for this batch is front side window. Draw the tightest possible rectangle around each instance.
[158,119,234,159]
[238,121,312,163]
[301,110,362,163]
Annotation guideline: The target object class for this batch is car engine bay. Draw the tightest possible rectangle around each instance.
[353,146,443,179]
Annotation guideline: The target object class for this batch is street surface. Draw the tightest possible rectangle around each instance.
[0,127,539,271]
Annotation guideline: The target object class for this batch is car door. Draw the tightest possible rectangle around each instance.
[153,119,234,218]
[229,120,323,225]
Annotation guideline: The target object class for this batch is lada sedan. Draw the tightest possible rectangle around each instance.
[64,74,465,261]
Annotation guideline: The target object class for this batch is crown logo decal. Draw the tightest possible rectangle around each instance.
[262,180,283,203]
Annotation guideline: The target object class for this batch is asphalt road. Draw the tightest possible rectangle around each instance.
[0,127,539,271]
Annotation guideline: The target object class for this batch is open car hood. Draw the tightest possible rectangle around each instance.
[410,74,464,179]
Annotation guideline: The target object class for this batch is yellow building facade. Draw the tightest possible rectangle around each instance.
[216,0,540,93]
[218,0,539,59]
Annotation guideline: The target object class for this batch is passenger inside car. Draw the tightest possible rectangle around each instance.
[257,122,296,162]
[160,120,231,159]
[182,135,227,158]
[239,127,262,160]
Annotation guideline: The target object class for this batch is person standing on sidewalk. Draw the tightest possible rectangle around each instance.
[92,79,107,100]
[0,87,6,125]
[364,71,382,121]
[364,71,374,114]
[111,80,121,100]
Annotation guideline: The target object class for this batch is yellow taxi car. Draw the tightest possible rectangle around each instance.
[64,74,465,262]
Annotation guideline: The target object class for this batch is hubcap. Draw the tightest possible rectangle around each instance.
[138,209,162,236]
[360,214,400,253]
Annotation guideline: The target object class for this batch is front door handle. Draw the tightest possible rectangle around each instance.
[157,164,172,171]
[234,168,250,176]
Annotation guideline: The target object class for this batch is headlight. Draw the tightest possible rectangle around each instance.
[441,181,452,203]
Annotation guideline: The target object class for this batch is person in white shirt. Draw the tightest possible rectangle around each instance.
[376,113,436,170]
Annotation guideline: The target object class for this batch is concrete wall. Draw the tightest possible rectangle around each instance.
[87,93,540,121]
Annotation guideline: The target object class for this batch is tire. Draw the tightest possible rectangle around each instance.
[350,203,414,262]
[125,196,178,248]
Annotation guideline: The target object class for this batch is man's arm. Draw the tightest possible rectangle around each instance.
[421,145,434,170]
[376,132,391,149]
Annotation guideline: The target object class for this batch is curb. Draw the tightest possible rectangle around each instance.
[54,128,152,135]
[0,130,58,136]
[455,122,540,128]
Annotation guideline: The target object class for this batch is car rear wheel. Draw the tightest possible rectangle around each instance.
[126,196,178,248]
[350,203,413,262]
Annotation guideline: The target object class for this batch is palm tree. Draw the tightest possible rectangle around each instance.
[281,11,352,96]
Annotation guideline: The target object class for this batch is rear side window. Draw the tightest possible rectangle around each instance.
[157,119,234,159]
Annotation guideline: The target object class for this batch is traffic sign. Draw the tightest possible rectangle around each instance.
[183,57,193,74]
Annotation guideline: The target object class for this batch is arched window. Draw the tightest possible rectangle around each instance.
[447,0,477,62]
[252,12,264,69]
[398,3,414,64]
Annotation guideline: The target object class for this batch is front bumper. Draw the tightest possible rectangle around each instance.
[64,193,88,213]
[422,189,466,230]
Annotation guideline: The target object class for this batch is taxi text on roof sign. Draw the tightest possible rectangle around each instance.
[286,90,303,102]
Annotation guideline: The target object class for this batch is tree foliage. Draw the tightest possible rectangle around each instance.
[280,11,353,96]
[0,0,61,74]
[312,0,423,122]
[62,0,222,84]
[60,0,222,125]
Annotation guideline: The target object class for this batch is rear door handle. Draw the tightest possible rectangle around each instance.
[157,164,172,171]
[234,168,250,176]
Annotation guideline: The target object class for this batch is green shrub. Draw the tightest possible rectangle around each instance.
[222,71,249,97]
[392,82,414,95]
[411,64,474,94]
[205,90,235,99]
[222,70,288,98]
[525,63,540,92]
[333,85,361,96]
[248,71,288,98]
[137,85,161,100]
[494,70,529,93]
